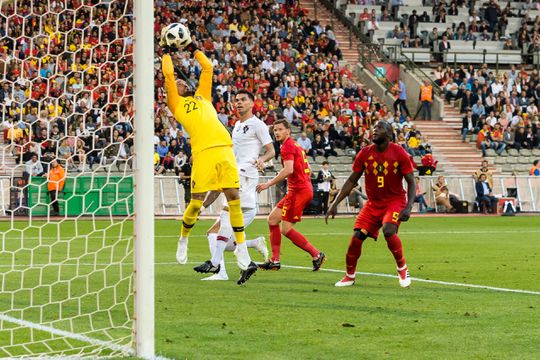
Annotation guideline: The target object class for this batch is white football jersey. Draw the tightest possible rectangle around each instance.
[232,116,273,179]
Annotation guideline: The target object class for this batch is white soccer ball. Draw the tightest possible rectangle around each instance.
[160,23,191,49]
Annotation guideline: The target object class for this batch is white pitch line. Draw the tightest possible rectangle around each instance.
[2,229,540,241]
[1,262,538,296]
[159,261,540,296]
[0,314,173,360]
[0,313,132,355]
[281,265,540,296]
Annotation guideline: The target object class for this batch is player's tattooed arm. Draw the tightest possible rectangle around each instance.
[256,160,293,193]
[202,190,222,209]
[325,171,362,224]
[399,172,416,222]
[255,143,276,170]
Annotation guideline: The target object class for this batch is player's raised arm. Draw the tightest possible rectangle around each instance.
[325,171,362,224]
[162,54,181,114]
[194,51,213,102]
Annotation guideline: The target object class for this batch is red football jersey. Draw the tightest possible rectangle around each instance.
[280,137,312,191]
[352,143,414,203]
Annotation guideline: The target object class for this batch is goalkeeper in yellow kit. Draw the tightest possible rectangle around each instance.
[160,24,257,284]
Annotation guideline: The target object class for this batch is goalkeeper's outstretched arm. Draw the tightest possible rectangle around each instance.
[193,51,213,102]
[162,54,181,114]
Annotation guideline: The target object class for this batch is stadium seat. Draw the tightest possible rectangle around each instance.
[518,157,530,164]
[505,156,517,164]
[339,157,352,165]
[485,149,497,157]
[507,149,520,156]
[519,149,532,156]
[532,149,540,157]
[494,157,507,165]
[328,156,339,163]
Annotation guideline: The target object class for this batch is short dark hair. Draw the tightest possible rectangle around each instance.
[534,160,539,166]
[273,119,291,129]
[322,161,329,165]
[236,89,255,101]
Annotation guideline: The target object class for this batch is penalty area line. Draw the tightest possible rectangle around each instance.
[282,265,540,296]
[0,314,172,360]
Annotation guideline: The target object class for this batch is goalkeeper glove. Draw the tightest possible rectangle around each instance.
[183,42,198,54]
[160,40,178,54]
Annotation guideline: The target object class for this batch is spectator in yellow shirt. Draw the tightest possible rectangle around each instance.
[407,132,422,156]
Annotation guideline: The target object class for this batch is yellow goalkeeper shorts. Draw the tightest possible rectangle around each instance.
[190,145,240,193]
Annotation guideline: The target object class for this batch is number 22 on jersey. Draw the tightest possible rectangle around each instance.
[183,100,199,114]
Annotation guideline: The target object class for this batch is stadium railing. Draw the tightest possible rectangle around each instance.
[145,175,539,216]
[2,174,538,216]
[381,43,524,69]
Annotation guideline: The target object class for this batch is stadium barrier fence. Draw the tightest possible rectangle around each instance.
[0,175,538,217]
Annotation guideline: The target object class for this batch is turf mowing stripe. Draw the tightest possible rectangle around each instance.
[282,265,540,296]
[0,313,173,360]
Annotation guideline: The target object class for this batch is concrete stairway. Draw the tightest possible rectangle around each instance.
[297,1,496,176]
[299,0,360,66]
[0,137,22,177]
[415,104,491,175]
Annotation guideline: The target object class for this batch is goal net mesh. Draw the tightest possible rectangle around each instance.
[0,0,136,357]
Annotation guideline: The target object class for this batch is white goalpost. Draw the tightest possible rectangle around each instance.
[133,0,155,357]
[0,0,155,358]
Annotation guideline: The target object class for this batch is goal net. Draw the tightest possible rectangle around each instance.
[0,0,152,357]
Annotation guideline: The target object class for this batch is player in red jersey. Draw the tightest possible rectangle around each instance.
[256,119,326,271]
[326,121,416,287]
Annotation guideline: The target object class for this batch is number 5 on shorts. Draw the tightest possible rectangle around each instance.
[392,211,399,223]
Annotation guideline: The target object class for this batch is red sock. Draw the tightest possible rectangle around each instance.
[346,236,364,276]
[385,233,406,268]
[285,228,320,259]
[269,224,282,262]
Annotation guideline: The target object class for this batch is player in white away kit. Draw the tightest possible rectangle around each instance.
[193,90,275,283]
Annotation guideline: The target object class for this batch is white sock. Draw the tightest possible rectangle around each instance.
[246,238,258,248]
[208,233,228,276]
[211,238,228,267]
[207,233,217,256]
[235,241,251,269]
[179,236,189,244]
[218,258,227,277]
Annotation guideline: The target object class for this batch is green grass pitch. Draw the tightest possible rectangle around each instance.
[0,216,539,359]
[155,216,540,360]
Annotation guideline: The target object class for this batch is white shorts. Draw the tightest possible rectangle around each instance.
[239,175,258,210]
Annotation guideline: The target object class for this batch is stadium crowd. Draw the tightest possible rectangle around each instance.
[435,63,540,155]
[355,0,540,156]
[0,0,538,187]
[0,0,134,174]
[0,0,420,178]
[150,0,438,170]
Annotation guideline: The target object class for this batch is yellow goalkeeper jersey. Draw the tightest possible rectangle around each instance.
[162,51,232,155]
